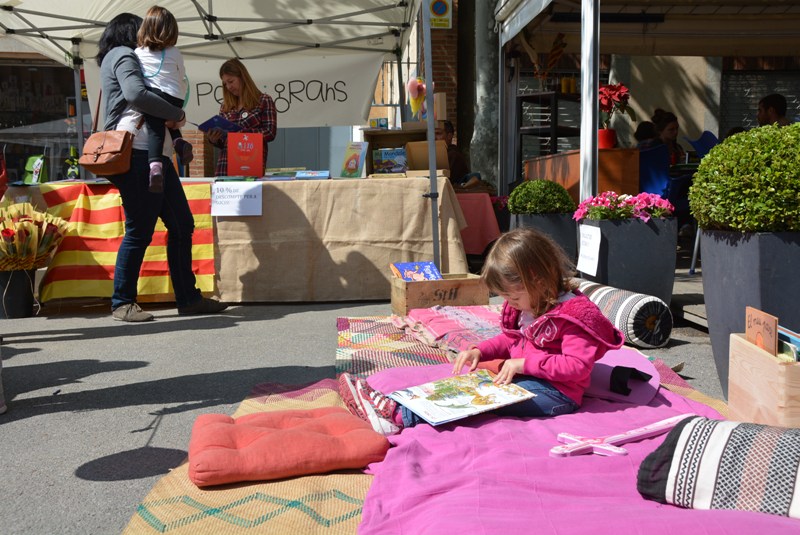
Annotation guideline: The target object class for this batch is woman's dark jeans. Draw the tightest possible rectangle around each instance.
[107,149,201,310]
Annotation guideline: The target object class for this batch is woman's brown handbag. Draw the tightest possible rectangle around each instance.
[79,91,142,177]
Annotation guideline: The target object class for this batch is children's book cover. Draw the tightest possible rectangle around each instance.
[390,261,442,281]
[227,133,263,176]
[388,370,536,426]
[340,142,369,178]
[194,115,241,133]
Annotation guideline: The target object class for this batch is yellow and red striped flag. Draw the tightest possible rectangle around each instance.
[38,182,214,302]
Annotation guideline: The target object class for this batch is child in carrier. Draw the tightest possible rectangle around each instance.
[135,5,193,193]
[339,227,625,435]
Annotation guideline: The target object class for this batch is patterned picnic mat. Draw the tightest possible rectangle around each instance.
[123,380,371,535]
[335,316,450,379]
[126,315,727,534]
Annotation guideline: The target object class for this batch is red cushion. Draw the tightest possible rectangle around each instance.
[188,407,390,487]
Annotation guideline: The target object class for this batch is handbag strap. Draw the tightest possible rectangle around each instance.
[92,90,102,134]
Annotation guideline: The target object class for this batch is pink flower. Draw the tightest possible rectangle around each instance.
[573,191,674,222]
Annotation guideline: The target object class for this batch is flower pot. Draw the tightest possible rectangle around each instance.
[700,230,800,399]
[511,213,578,261]
[0,269,36,319]
[578,218,677,304]
[598,128,617,149]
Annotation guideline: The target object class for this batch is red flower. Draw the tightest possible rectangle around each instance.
[1,228,15,241]
[599,83,635,128]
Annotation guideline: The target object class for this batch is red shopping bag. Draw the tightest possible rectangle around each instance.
[227,132,264,176]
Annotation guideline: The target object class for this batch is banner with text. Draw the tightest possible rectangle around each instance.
[86,52,384,128]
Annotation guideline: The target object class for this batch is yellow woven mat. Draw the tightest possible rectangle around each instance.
[123,379,371,535]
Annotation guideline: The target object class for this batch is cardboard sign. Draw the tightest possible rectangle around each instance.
[745,306,778,356]
[576,224,601,276]
[227,133,264,176]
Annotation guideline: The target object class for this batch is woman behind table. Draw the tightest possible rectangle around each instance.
[98,12,227,322]
[338,227,624,436]
[206,58,278,176]
[651,109,686,165]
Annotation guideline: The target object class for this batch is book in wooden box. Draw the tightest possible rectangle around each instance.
[390,272,489,316]
[728,333,800,427]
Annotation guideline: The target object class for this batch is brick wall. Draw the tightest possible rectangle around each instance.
[429,2,460,128]
[181,129,215,177]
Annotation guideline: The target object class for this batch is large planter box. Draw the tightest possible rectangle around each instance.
[511,213,577,261]
[701,230,800,398]
[578,218,677,304]
[728,333,800,427]
[390,273,489,316]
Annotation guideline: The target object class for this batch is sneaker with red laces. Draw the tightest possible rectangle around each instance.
[338,372,366,420]
[354,378,400,436]
[356,377,398,419]
[338,372,399,436]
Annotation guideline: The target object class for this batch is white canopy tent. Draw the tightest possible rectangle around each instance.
[494,0,800,199]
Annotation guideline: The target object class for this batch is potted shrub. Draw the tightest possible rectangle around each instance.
[573,191,677,304]
[688,123,800,397]
[508,179,578,260]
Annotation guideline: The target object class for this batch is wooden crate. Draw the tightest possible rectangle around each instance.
[728,333,800,427]
[390,273,489,316]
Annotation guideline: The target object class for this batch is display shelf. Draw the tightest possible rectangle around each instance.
[516,91,581,176]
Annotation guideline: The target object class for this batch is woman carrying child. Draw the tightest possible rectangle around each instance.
[340,227,624,435]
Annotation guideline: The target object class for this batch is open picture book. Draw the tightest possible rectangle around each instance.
[388,370,535,426]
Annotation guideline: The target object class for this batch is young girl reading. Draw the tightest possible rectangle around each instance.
[134,6,193,192]
[339,227,625,435]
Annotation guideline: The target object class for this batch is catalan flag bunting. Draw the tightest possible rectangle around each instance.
[38,182,214,302]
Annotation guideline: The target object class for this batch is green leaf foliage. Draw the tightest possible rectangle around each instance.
[689,123,800,232]
[508,179,576,215]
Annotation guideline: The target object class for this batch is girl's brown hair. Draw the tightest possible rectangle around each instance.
[137,6,179,51]
[481,227,577,316]
[219,58,262,111]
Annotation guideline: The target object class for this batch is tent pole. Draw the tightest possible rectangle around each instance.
[579,0,599,202]
[71,39,85,159]
[396,48,407,124]
[420,5,441,270]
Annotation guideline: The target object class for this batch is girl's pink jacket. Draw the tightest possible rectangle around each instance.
[476,291,624,404]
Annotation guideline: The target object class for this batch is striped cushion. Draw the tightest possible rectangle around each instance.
[638,416,800,519]
[576,279,672,349]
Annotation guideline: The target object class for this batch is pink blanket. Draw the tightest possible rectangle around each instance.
[360,364,799,534]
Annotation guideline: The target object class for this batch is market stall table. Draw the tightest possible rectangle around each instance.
[4,177,468,303]
[454,192,502,255]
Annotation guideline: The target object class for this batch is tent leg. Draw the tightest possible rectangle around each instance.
[421,5,441,270]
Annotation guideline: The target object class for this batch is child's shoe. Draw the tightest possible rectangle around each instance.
[338,373,400,436]
[149,161,164,193]
[173,138,194,164]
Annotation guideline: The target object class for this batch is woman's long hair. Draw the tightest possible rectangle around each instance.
[219,58,263,111]
[96,13,142,66]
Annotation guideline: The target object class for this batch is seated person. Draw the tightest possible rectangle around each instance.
[435,120,479,187]
[757,93,790,127]
[651,109,686,165]
[633,121,658,149]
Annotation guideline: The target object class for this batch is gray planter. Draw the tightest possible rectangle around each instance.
[700,230,800,399]
[511,213,578,261]
[578,218,677,304]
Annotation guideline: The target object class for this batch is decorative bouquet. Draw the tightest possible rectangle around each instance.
[573,191,673,223]
[599,83,636,129]
[0,202,71,271]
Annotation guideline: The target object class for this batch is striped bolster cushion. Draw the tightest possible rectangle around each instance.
[637,416,800,519]
[576,279,672,349]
